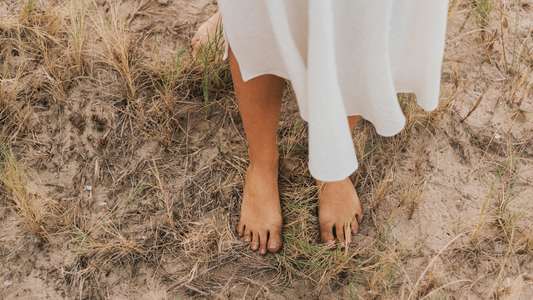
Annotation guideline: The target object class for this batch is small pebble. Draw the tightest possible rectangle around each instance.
[494,134,501,139]
[157,0,170,5]
[83,186,92,191]
[99,202,107,206]
[502,277,512,288]
[4,280,12,286]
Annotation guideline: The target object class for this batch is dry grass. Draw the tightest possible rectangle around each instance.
[89,0,145,102]
[0,0,532,299]
[0,142,60,242]
[65,0,88,76]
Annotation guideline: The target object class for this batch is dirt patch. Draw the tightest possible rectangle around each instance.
[69,112,86,134]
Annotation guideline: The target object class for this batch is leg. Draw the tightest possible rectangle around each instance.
[317,115,363,247]
[348,115,361,133]
[229,47,285,255]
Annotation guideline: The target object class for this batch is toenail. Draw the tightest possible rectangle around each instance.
[259,248,267,255]
[324,239,335,246]
[251,244,259,251]
[268,242,279,251]
[244,237,251,242]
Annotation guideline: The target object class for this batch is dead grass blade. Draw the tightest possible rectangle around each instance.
[461,86,489,122]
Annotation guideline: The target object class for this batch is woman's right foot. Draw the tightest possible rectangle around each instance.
[236,159,283,255]
[317,177,364,247]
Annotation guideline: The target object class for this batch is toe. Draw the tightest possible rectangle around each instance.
[357,214,363,224]
[191,36,199,50]
[251,231,259,251]
[237,222,245,237]
[351,216,360,235]
[243,227,252,243]
[345,223,353,244]
[259,230,268,255]
[335,224,345,246]
[191,34,199,45]
[191,34,205,58]
[320,221,336,245]
[351,225,359,235]
[267,227,282,253]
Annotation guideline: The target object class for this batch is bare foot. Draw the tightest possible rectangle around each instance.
[191,11,224,58]
[236,160,283,255]
[317,177,363,247]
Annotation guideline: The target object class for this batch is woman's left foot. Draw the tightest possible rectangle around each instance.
[317,177,363,247]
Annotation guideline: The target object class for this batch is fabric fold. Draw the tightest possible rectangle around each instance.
[218,0,447,181]
[306,0,357,181]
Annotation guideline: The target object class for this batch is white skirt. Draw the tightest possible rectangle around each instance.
[218,0,448,181]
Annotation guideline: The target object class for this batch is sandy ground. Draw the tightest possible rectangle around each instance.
[1,0,533,299]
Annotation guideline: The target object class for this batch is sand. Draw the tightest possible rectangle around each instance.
[1,0,533,299]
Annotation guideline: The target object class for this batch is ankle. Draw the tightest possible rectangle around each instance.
[316,177,351,195]
[248,149,279,170]
[248,158,279,173]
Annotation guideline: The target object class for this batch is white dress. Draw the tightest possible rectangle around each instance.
[217,0,448,181]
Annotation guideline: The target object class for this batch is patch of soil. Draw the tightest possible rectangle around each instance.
[1,1,532,299]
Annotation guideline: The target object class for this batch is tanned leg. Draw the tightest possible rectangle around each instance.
[317,115,364,247]
[229,47,285,255]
